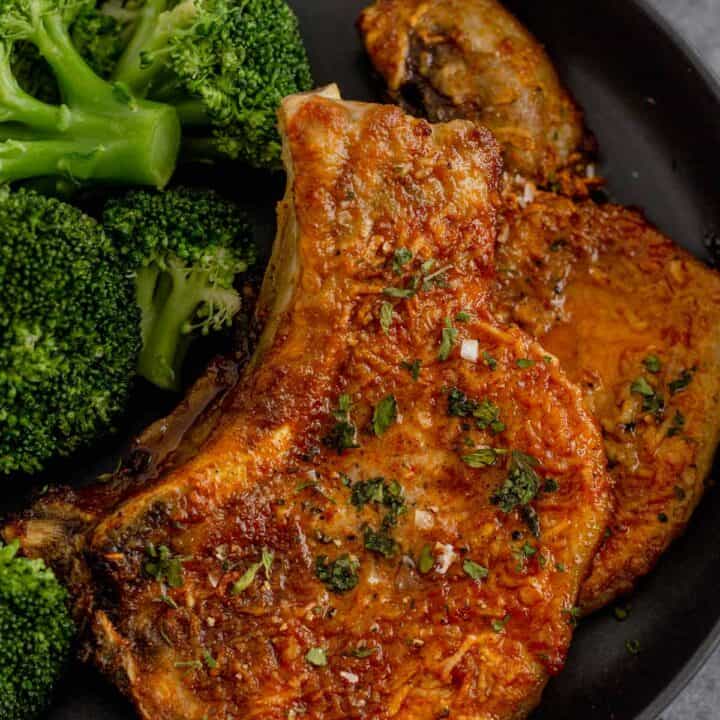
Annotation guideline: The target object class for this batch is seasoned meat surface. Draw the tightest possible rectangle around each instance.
[7,90,611,720]
[358,0,589,182]
[493,193,720,612]
[359,0,720,613]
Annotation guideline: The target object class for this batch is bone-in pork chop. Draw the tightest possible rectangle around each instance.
[358,0,590,184]
[493,192,720,612]
[359,0,720,613]
[5,89,610,719]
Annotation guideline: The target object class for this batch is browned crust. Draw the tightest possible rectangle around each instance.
[358,0,592,182]
[16,93,611,720]
[493,192,720,612]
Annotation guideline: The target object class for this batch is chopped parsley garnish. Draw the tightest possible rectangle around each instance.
[261,548,274,578]
[491,615,509,633]
[345,644,377,658]
[422,262,452,291]
[231,548,274,595]
[643,355,662,374]
[174,659,202,671]
[315,554,360,594]
[625,639,641,656]
[383,255,449,298]
[438,318,458,361]
[306,647,328,667]
[565,606,582,627]
[491,451,542,514]
[631,377,653,396]
[474,400,505,433]
[380,302,394,334]
[372,395,398,437]
[383,285,416,299]
[351,477,406,554]
[447,388,505,433]
[669,368,695,395]
[418,544,434,574]
[631,377,665,416]
[323,394,359,453]
[392,247,413,274]
[521,505,541,538]
[668,410,686,437]
[482,351,498,370]
[462,559,489,581]
[144,544,184,588]
[462,447,504,468]
[516,358,535,369]
[455,311,471,322]
[350,477,405,516]
[447,387,478,417]
[363,526,399,558]
[614,604,631,622]
[203,650,217,669]
[401,358,422,380]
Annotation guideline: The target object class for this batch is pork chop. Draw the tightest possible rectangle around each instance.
[493,192,720,612]
[358,0,591,184]
[4,88,611,719]
[359,0,720,613]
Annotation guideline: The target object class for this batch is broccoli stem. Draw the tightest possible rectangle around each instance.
[167,98,208,126]
[113,0,198,97]
[34,12,119,109]
[136,261,214,391]
[0,16,181,187]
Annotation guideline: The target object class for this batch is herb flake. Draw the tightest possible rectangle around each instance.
[306,647,328,667]
[401,358,422,380]
[462,559,489,581]
[144,544,184,588]
[316,554,360,594]
[438,318,458,361]
[372,395,398,437]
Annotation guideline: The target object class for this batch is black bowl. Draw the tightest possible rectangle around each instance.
[13,0,720,718]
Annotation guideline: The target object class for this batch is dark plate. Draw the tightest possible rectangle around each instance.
[8,0,720,718]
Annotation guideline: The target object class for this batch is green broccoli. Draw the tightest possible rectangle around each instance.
[0,0,181,188]
[10,5,131,105]
[0,186,139,475]
[0,539,75,720]
[77,0,313,168]
[103,188,255,391]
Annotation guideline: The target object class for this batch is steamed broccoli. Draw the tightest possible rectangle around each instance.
[0,187,139,475]
[103,188,255,391]
[0,0,181,188]
[73,0,313,168]
[0,539,75,720]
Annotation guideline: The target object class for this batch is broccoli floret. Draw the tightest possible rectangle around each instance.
[103,188,255,391]
[0,0,181,188]
[10,6,129,105]
[0,539,75,720]
[94,0,313,169]
[0,187,139,475]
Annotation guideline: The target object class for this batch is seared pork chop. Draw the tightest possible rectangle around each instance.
[359,0,720,612]
[5,89,611,719]
[493,192,720,612]
[358,0,590,183]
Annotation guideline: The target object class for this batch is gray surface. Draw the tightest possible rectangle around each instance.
[646,4,720,719]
